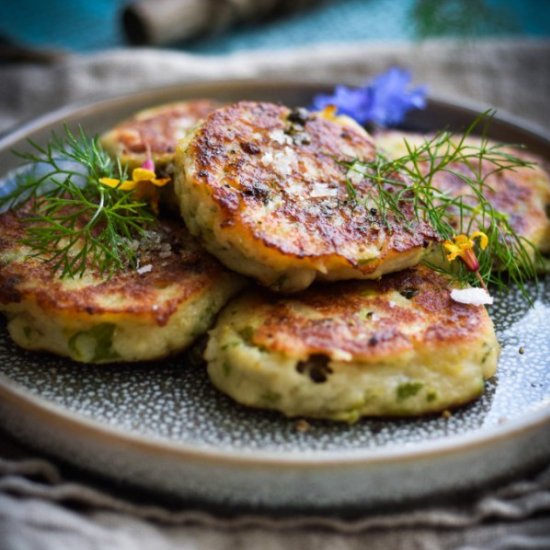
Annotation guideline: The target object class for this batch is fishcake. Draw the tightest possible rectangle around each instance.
[206,266,499,422]
[100,99,220,173]
[175,101,438,292]
[101,100,221,214]
[375,130,550,254]
[0,207,244,364]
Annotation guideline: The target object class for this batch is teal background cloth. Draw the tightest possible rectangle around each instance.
[2,0,550,55]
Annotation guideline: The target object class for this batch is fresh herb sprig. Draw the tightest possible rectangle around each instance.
[1,126,156,278]
[344,112,542,295]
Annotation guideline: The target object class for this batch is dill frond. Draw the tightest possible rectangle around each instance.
[344,111,542,297]
[1,125,156,278]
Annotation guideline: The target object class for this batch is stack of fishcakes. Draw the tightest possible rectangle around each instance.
[2,99,549,422]
[174,100,521,420]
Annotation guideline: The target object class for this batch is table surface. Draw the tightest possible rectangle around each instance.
[2,0,550,55]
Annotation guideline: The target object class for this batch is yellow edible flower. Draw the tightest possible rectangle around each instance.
[99,168,170,213]
[443,231,488,272]
[320,105,338,121]
[99,168,170,191]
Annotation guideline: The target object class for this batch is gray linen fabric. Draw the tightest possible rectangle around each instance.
[0,39,549,549]
[1,457,550,549]
[0,39,549,133]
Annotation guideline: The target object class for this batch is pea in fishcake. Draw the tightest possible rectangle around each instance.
[206,266,499,422]
[175,101,438,292]
[0,207,244,364]
[100,99,221,173]
[375,130,550,255]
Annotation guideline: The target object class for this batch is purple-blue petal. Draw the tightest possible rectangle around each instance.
[310,67,427,127]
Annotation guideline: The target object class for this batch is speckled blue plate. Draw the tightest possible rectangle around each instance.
[0,81,549,512]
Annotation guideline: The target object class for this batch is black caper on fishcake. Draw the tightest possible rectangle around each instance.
[175,101,438,292]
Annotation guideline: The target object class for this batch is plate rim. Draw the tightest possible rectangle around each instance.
[0,77,549,469]
[1,370,549,467]
[1,78,549,147]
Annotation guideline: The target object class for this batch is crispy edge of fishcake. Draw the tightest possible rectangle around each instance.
[176,102,437,291]
[0,211,245,363]
[100,99,221,172]
[205,267,499,421]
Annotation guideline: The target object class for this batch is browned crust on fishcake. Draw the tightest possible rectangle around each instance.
[100,100,220,168]
[375,130,550,251]
[249,266,490,362]
[0,207,233,326]
[184,101,437,270]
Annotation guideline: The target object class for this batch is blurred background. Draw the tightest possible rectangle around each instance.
[1,0,549,60]
[1,0,549,132]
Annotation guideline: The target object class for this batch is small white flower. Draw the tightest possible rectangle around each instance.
[450,287,493,305]
[137,264,153,275]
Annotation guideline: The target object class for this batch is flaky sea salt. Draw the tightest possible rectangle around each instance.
[347,169,365,185]
[270,129,292,145]
[310,183,338,198]
[260,152,273,167]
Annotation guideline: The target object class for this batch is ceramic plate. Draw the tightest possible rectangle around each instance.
[0,81,549,512]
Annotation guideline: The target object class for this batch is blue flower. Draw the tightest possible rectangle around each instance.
[311,67,427,127]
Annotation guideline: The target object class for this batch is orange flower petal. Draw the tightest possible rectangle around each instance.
[453,234,470,246]
[471,231,489,250]
[443,241,460,262]
[320,105,338,120]
[150,177,171,188]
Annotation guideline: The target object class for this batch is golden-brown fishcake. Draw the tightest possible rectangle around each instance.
[206,266,499,421]
[375,130,550,254]
[175,102,438,292]
[0,206,244,363]
[100,100,220,172]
